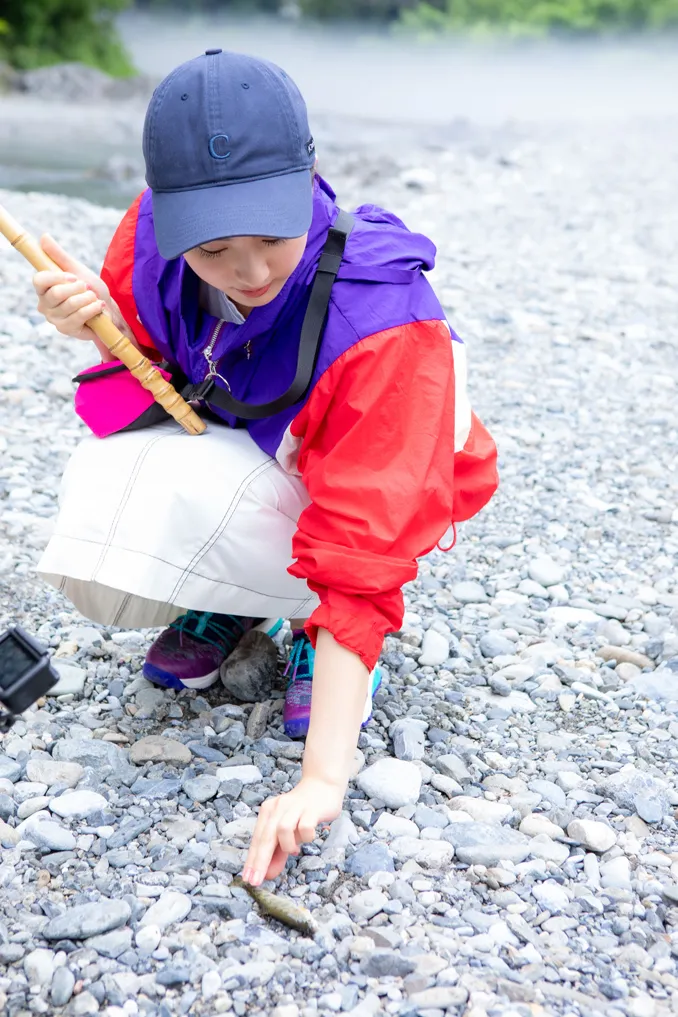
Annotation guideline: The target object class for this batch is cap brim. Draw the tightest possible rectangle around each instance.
[151,170,313,260]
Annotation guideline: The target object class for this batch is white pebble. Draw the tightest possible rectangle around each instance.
[139,891,192,931]
[135,924,162,953]
[356,758,422,809]
[201,970,222,999]
[49,790,107,818]
[528,555,565,587]
[24,948,55,986]
[214,765,263,785]
[567,819,616,853]
[418,628,450,666]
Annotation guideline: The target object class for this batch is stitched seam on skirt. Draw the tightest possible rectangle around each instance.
[167,458,279,605]
[112,593,132,628]
[40,535,304,602]
[91,432,167,586]
[293,594,317,618]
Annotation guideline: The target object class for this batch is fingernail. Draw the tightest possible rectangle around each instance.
[252,871,262,886]
[241,868,251,883]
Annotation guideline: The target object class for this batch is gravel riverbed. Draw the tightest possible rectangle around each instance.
[0,109,677,1017]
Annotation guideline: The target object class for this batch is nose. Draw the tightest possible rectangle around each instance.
[234,253,269,290]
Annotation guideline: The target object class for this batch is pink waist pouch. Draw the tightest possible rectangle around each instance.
[73,361,174,438]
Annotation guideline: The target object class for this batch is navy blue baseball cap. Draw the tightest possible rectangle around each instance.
[143,49,316,260]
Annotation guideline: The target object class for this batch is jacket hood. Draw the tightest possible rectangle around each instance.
[316,175,437,281]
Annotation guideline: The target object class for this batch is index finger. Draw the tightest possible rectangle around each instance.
[33,270,78,296]
[243,798,285,886]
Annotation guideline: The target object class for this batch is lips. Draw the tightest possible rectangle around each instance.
[239,283,271,298]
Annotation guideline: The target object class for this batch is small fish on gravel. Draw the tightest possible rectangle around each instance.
[231,876,319,937]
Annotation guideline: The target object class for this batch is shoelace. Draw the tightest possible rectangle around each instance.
[169,610,247,649]
[284,635,314,685]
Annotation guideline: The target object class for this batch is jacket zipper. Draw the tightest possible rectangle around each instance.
[202,319,231,391]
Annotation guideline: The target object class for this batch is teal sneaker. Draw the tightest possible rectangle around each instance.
[283,630,382,739]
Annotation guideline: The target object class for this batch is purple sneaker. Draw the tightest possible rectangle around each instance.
[283,631,382,739]
[143,611,282,691]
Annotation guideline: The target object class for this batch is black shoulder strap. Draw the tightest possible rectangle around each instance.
[189,209,355,421]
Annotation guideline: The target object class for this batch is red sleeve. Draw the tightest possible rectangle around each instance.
[100,191,158,357]
[287,318,497,672]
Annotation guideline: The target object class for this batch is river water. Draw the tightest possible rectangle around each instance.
[1,11,677,208]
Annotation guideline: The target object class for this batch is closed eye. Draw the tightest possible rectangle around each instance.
[197,239,284,257]
[197,247,225,259]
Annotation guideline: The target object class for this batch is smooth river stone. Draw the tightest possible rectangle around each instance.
[43,899,131,940]
[128,736,192,765]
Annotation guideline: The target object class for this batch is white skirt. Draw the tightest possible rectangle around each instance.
[38,421,319,629]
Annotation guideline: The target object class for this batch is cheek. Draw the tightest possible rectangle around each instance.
[184,254,235,288]
[185,238,306,288]
[273,242,305,278]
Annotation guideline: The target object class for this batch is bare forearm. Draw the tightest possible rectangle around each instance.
[302,627,370,788]
[243,629,373,885]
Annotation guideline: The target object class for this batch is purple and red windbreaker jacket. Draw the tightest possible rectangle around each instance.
[100,175,498,670]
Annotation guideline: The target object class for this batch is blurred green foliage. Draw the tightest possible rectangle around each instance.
[134,0,417,15]
[297,0,417,16]
[133,0,281,8]
[0,0,134,74]
[1,0,675,78]
[135,0,407,10]
[400,0,678,34]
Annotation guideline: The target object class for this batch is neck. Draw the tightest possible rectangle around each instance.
[231,298,252,319]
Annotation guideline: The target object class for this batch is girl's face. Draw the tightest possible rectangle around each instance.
[183,234,308,312]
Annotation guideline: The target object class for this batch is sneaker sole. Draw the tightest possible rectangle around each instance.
[142,661,220,691]
[283,666,382,740]
[143,617,283,691]
[253,618,284,639]
[361,666,383,727]
[283,715,312,740]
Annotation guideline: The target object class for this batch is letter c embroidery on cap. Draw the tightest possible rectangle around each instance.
[209,134,231,160]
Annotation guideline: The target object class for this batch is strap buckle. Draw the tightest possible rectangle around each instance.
[186,378,215,402]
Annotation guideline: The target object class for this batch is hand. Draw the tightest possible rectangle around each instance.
[242,777,345,886]
[32,234,121,343]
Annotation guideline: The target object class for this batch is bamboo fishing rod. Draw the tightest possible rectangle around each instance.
[0,204,206,436]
